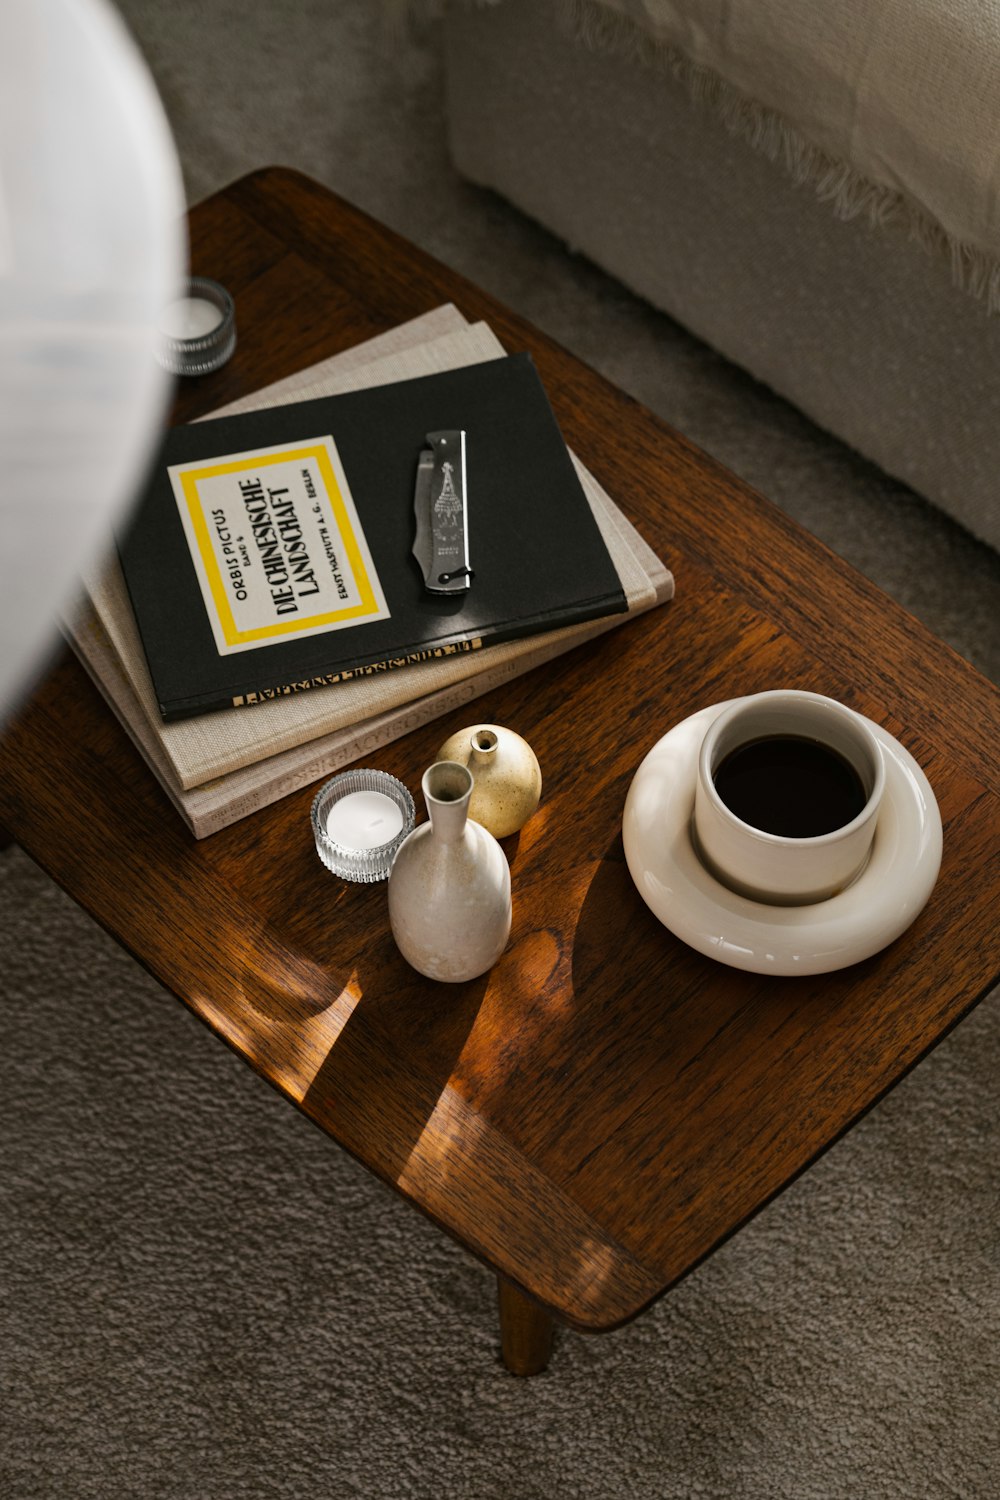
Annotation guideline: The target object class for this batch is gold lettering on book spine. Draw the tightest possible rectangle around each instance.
[230,638,484,708]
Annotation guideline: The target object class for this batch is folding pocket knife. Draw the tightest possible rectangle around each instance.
[413,429,472,594]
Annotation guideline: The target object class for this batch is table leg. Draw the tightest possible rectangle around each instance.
[497,1277,555,1376]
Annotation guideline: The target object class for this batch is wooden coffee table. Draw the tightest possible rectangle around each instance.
[3,169,999,1375]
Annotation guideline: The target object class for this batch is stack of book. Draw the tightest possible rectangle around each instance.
[64,306,673,837]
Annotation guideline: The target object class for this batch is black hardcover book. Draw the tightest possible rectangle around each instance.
[117,354,627,720]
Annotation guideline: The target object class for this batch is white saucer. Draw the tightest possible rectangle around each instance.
[622,700,943,975]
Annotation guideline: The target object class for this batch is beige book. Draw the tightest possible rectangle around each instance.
[64,311,673,835]
[67,485,671,837]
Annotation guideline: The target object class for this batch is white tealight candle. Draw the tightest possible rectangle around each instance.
[159,295,224,340]
[326,789,404,851]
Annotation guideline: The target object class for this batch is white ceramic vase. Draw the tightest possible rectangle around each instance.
[387,761,512,982]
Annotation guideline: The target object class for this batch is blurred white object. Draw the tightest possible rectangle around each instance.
[0,0,185,722]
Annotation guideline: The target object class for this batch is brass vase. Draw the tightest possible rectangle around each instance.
[434,723,542,838]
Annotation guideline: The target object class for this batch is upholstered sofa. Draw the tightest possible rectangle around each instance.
[442,0,1000,553]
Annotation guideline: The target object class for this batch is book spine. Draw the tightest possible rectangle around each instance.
[228,638,484,708]
[160,594,627,720]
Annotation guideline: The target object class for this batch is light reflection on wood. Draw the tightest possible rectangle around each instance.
[194,964,362,1103]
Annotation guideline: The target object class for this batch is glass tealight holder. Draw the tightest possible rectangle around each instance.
[311,769,415,883]
[155,275,237,376]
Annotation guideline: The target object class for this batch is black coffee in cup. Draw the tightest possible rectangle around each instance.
[713,734,867,839]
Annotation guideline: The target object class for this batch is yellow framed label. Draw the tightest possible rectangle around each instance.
[168,436,389,656]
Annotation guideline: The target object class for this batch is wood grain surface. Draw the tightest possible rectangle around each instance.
[3,168,999,1336]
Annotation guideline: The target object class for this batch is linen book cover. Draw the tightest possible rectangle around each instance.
[118,354,627,721]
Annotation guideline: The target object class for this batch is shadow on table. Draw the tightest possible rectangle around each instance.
[297,908,492,1195]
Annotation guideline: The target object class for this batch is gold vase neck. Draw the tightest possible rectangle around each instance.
[470,728,499,764]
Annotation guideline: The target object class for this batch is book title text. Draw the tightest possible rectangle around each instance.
[239,477,321,615]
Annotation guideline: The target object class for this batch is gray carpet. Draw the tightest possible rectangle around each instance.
[2,4,999,1497]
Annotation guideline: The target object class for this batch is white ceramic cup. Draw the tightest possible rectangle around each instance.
[692,691,886,906]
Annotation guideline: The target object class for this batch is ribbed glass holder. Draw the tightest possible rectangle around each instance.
[311,769,415,883]
[155,275,237,376]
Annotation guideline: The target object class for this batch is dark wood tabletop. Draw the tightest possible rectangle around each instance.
[3,168,999,1372]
